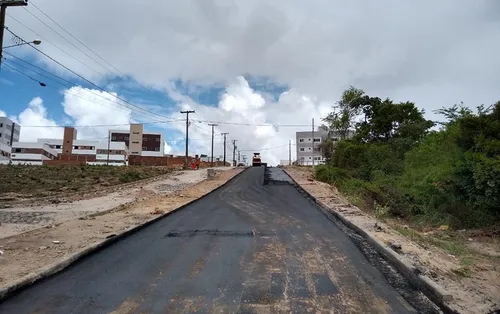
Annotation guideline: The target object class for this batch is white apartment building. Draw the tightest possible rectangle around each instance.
[10,142,58,165]
[0,117,21,146]
[109,125,164,157]
[296,127,328,165]
[295,127,355,165]
[37,138,128,165]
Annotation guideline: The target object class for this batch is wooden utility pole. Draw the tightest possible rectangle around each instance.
[312,118,315,167]
[208,123,218,167]
[180,110,195,169]
[221,132,228,166]
[232,140,237,166]
[0,1,28,69]
[289,140,292,165]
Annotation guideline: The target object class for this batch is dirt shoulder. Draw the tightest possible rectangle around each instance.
[0,168,227,239]
[284,166,500,314]
[0,167,242,292]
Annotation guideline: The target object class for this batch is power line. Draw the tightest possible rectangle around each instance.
[2,61,46,86]
[4,27,173,122]
[26,1,175,98]
[22,7,109,75]
[2,54,163,118]
[6,14,105,76]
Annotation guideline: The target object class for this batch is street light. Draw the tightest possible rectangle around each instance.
[3,39,42,49]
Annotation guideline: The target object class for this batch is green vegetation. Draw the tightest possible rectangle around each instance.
[0,165,171,199]
[316,87,500,229]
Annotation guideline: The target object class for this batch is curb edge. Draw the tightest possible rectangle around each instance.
[283,168,460,314]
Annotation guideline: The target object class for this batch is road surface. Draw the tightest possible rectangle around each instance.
[0,167,418,313]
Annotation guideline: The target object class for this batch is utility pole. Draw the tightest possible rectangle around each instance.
[289,140,292,166]
[232,140,237,166]
[237,150,240,162]
[221,132,228,166]
[0,0,27,69]
[312,118,315,167]
[180,110,195,169]
[208,123,218,167]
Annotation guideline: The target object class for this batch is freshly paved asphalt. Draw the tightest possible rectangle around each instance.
[0,167,417,313]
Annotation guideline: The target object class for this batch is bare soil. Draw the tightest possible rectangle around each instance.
[285,166,500,314]
[0,164,172,201]
[0,168,228,239]
[0,167,242,291]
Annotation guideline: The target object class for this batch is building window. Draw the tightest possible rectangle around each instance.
[314,156,321,160]
[132,141,139,144]
[299,138,304,143]
[142,147,147,150]
[14,148,21,153]
[308,147,311,150]
[132,151,139,154]
[299,148,305,152]
[56,145,61,149]
[74,146,79,149]
[313,138,321,142]
[124,136,129,140]
[132,132,140,135]
[308,156,312,159]
[112,136,117,141]
[0,133,2,137]
[0,123,2,128]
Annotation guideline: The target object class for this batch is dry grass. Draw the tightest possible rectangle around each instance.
[0,164,171,200]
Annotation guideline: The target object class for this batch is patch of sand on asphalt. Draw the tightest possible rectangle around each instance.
[0,168,242,290]
[0,168,228,239]
[284,166,500,314]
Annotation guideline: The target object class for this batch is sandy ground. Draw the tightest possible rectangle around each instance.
[0,167,229,239]
[285,166,500,314]
[0,167,242,291]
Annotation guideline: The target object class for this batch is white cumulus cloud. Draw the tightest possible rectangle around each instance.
[167,76,330,165]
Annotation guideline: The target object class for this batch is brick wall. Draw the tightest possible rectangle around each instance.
[128,155,186,167]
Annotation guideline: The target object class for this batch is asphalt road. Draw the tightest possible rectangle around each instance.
[0,167,418,313]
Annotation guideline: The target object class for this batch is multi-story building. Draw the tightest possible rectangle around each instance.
[295,127,355,165]
[0,116,21,146]
[10,142,58,165]
[36,138,128,165]
[109,124,164,157]
[296,127,328,165]
[10,127,127,165]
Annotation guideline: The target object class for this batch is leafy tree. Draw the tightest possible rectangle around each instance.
[323,86,364,140]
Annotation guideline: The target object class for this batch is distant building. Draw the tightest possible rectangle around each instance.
[10,126,128,165]
[0,116,20,146]
[295,127,354,165]
[109,124,164,157]
[10,142,58,165]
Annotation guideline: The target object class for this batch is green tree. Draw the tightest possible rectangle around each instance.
[323,86,364,140]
